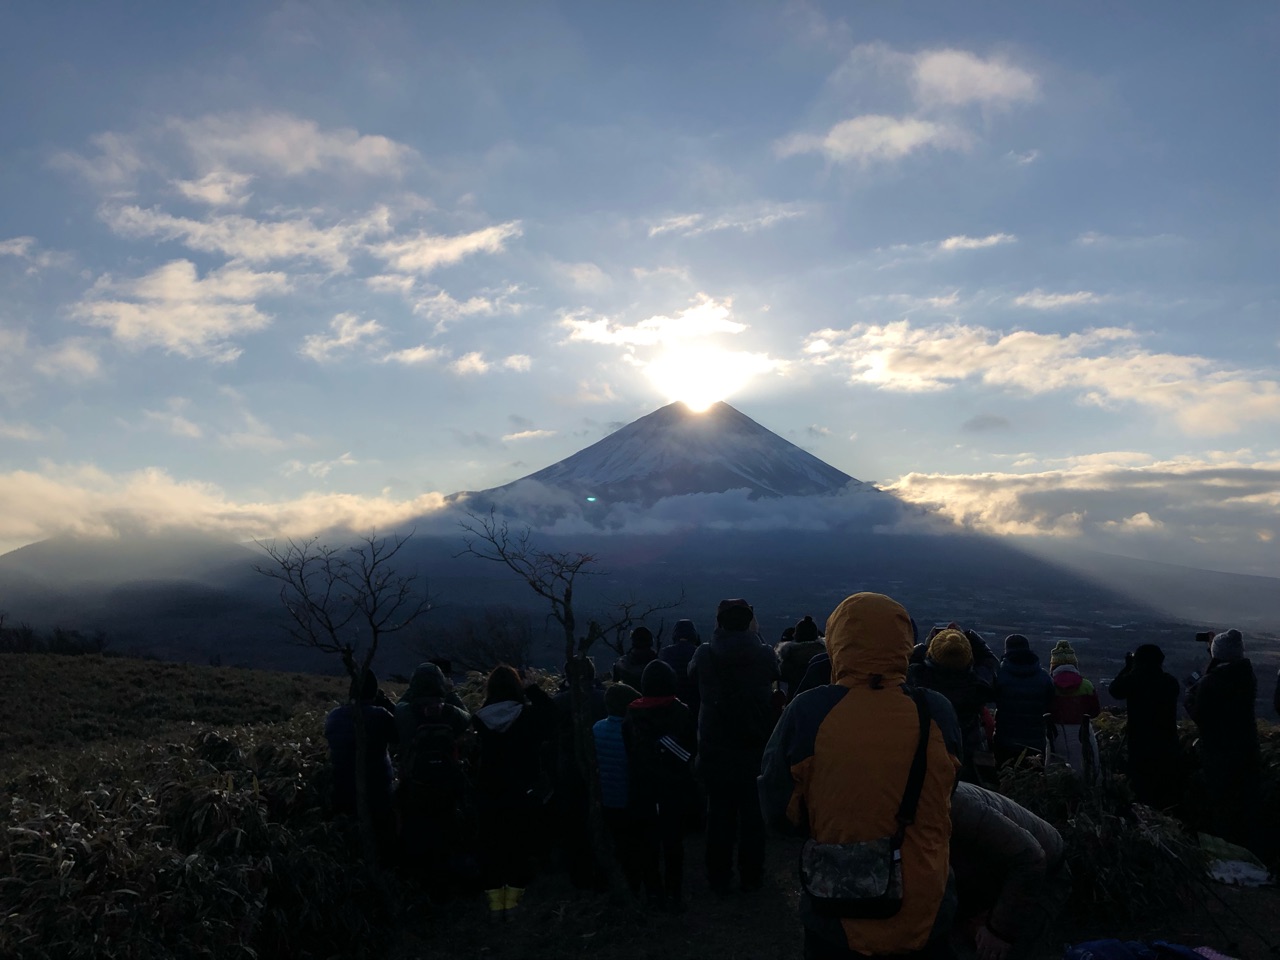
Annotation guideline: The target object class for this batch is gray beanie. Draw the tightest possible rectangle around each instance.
[1211,628,1244,662]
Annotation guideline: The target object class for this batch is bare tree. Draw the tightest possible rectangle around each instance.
[415,605,538,674]
[254,531,430,863]
[457,509,683,885]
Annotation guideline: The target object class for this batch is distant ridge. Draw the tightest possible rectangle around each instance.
[481,400,859,506]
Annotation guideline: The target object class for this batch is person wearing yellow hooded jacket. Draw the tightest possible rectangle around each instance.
[759,593,963,959]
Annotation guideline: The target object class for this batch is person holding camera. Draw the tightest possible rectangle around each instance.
[1107,644,1181,808]
[1184,629,1261,854]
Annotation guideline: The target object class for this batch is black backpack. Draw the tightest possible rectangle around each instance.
[401,698,467,817]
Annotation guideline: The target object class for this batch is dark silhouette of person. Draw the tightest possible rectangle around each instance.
[323,669,398,858]
[688,597,778,894]
[992,635,1053,766]
[472,665,555,917]
[1184,629,1262,854]
[1107,643,1181,808]
[624,660,697,911]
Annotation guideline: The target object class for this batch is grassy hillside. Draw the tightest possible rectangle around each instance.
[2,655,1276,960]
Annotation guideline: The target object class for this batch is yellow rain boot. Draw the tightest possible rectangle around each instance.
[485,888,505,917]
[504,886,525,916]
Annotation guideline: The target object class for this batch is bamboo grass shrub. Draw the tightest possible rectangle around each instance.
[2,714,402,960]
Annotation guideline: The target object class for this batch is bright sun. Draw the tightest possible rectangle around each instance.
[645,347,754,412]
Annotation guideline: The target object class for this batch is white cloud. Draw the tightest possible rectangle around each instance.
[0,462,449,554]
[373,221,522,274]
[503,355,532,372]
[884,453,1280,574]
[648,203,807,238]
[911,49,1040,109]
[778,114,971,164]
[0,419,43,441]
[0,236,72,273]
[74,259,289,361]
[1014,289,1102,309]
[142,398,203,438]
[1007,149,1040,165]
[552,260,611,292]
[805,319,1280,434]
[452,352,490,375]
[51,131,146,192]
[103,204,391,271]
[562,295,746,347]
[413,285,522,331]
[33,339,102,380]
[1102,512,1165,532]
[1074,231,1184,249]
[300,313,384,362]
[172,170,254,207]
[170,112,416,177]
[282,451,358,479]
[503,429,556,442]
[382,345,445,365]
[938,233,1016,252]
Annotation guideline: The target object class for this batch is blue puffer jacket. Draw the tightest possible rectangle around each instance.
[993,651,1054,751]
[592,715,630,810]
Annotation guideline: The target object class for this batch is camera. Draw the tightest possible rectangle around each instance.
[1194,630,1215,644]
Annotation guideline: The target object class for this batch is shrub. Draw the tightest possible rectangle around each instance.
[1,715,402,960]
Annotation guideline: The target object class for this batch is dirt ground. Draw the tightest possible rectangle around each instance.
[390,832,1279,960]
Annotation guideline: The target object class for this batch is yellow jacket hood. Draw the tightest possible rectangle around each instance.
[825,592,914,688]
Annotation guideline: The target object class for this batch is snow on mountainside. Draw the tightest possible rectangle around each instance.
[485,400,859,505]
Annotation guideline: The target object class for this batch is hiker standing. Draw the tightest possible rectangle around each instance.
[1045,641,1101,776]
[777,616,826,702]
[907,627,991,782]
[395,662,472,896]
[624,660,697,911]
[1185,629,1262,854]
[991,635,1053,766]
[473,666,555,917]
[688,597,779,894]
[593,682,643,894]
[759,592,962,958]
[1108,643,1181,808]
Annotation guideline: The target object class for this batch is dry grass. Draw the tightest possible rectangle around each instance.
[2,655,1277,960]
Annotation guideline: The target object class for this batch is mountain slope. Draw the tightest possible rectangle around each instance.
[486,400,858,505]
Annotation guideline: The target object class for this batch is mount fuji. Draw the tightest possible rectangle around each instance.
[476,400,861,507]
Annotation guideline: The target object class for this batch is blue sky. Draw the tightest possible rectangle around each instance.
[1,1,1277,575]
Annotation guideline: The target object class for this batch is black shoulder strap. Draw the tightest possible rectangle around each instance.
[894,689,932,839]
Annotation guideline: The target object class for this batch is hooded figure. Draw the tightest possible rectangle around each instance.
[395,662,471,750]
[991,636,1054,765]
[759,593,962,958]
[1185,629,1261,853]
[473,666,555,916]
[1108,644,1181,807]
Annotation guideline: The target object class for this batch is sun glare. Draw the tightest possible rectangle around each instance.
[645,347,754,412]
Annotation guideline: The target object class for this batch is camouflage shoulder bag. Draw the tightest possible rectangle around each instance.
[798,690,931,919]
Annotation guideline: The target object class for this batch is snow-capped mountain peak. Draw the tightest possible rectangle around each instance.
[487,400,858,505]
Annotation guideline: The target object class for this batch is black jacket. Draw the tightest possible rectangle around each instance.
[623,696,696,809]
[688,628,779,780]
[908,659,990,765]
[992,651,1054,752]
[1108,645,1180,762]
[1185,658,1260,776]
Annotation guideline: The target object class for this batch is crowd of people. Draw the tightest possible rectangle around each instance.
[323,593,1271,960]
